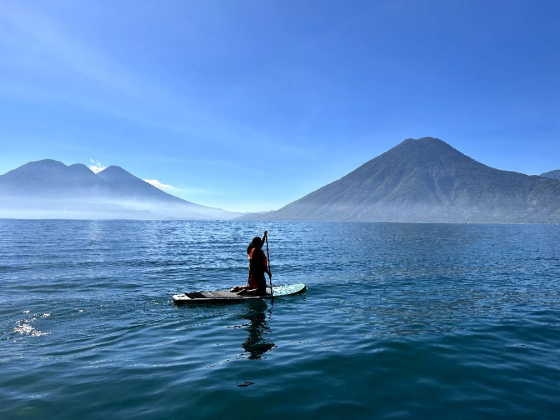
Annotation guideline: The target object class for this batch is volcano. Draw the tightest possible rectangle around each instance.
[0,160,241,220]
[241,137,560,223]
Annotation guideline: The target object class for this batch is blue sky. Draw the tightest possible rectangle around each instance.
[0,0,558,212]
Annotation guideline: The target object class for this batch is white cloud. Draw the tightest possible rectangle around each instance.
[88,159,105,174]
[144,179,175,190]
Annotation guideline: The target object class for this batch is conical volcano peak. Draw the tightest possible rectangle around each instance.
[399,137,455,150]
[1,159,68,179]
[99,165,129,175]
[23,159,67,169]
[387,137,472,168]
[68,163,93,172]
[415,136,445,142]
[97,166,136,181]
[95,164,193,204]
[402,136,443,142]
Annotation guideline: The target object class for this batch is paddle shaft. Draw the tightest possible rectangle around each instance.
[263,231,273,298]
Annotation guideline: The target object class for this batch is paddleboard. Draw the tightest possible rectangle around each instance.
[172,283,306,304]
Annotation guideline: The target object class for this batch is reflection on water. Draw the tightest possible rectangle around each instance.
[240,300,276,360]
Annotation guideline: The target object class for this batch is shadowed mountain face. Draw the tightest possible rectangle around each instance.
[541,170,560,181]
[241,138,560,223]
[96,166,195,205]
[0,160,241,220]
[0,160,113,198]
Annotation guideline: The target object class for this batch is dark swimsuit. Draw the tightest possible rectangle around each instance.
[248,247,268,295]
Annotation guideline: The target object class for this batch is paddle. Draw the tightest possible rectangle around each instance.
[263,230,273,301]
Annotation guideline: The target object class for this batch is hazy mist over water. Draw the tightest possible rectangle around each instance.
[0,197,237,220]
[1,220,559,419]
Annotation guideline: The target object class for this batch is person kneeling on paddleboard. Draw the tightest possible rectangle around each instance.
[230,232,272,296]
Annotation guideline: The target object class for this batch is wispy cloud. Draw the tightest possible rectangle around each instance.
[88,159,106,174]
[0,3,217,139]
[0,2,317,158]
[143,179,175,190]
[0,3,237,144]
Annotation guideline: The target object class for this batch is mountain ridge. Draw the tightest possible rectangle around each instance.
[0,159,242,220]
[540,169,560,181]
[97,165,196,206]
[239,137,560,223]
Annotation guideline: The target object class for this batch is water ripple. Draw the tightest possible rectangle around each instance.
[0,220,559,419]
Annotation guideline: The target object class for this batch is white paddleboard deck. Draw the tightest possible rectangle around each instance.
[172,283,306,304]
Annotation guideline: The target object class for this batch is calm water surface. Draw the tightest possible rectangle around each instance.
[1,220,559,419]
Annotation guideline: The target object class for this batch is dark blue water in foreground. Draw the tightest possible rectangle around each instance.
[1,220,559,419]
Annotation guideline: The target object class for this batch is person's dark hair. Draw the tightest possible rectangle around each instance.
[247,237,262,254]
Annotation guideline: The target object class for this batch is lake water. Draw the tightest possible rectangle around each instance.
[1,220,559,419]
